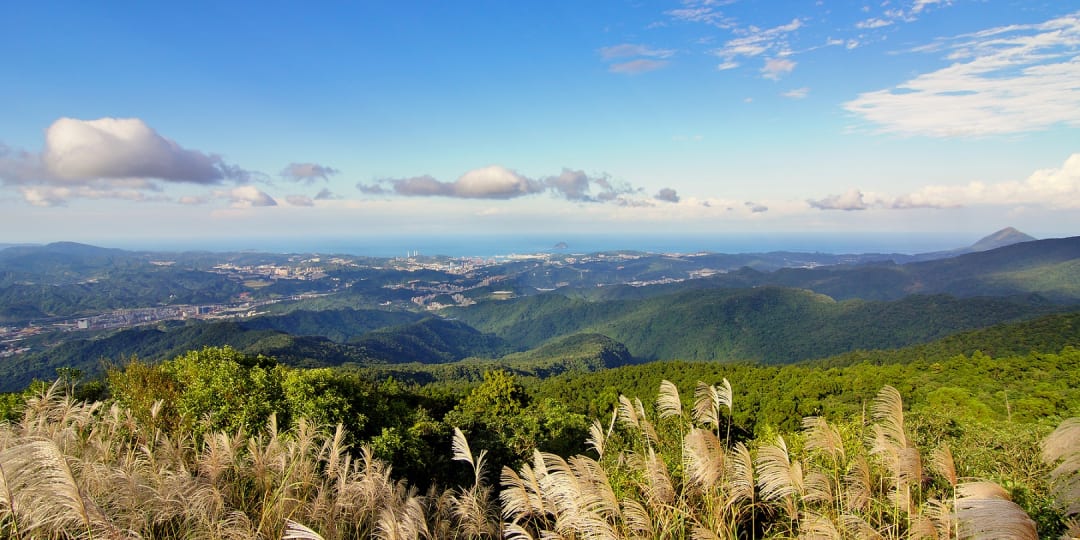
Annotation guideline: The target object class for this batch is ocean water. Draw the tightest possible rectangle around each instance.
[130,232,977,258]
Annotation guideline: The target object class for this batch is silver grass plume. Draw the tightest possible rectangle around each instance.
[452,427,487,489]
[802,417,845,464]
[283,519,327,540]
[0,438,120,539]
[621,498,655,538]
[657,380,685,420]
[869,386,921,513]
[756,435,804,520]
[693,380,732,433]
[500,452,548,524]
[728,442,756,510]
[955,481,1037,540]
[683,428,725,491]
[930,444,957,490]
[797,510,841,540]
[842,454,872,514]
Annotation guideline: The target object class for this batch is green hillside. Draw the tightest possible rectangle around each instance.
[450,286,1061,362]
[350,317,515,364]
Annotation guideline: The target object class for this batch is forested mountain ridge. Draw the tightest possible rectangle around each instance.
[449,286,1063,362]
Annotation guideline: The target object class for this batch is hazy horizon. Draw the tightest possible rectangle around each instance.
[4,229,1039,259]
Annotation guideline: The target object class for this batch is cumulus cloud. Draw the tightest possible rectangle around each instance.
[286,194,315,207]
[42,117,243,184]
[359,167,542,199]
[761,57,797,80]
[223,185,277,208]
[457,166,544,198]
[807,154,1080,212]
[357,165,643,204]
[894,152,1080,209]
[281,162,339,184]
[655,188,680,203]
[808,189,871,211]
[844,11,1080,137]
[609,59,670,74]
[0,117,266,207]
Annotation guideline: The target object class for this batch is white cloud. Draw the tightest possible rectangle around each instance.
[357,166,643,203]
[455,166,542,199]
[912,0,949,14]
[43,117,237,184]
[717,60,740,70]
[762,57,797,80]
[599,43,675,60]
[808,189,872,211]
[896,152,1080,209]
[223,185,277,208]
[845,11,1080,137]
[609,59,670,74]
[783,87,810,99]
[856,17,893,29]
[808,153,1080,212]
[0,117,266,207]
[19,184,163,207]
[713,18,803,77]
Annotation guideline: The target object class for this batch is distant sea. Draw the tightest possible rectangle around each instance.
[122,232,979,258]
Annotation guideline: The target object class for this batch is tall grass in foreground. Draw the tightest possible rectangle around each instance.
[1,380,1075,539]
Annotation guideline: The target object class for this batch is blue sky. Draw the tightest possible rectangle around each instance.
[2,1,1078,249]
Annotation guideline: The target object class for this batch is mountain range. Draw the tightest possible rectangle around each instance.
[0,228,1076,392]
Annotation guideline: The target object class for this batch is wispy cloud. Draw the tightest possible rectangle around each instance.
[713,18,803,77]
[912,0,949,15]
[599,43,675,60]
[845,11,1080,137]
[855,18,893,30]
[665,0,737,28]
[761,57,797,80]
[783,87,810,99]
[609,59,670,74]
[600,43,674,74]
